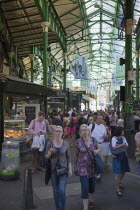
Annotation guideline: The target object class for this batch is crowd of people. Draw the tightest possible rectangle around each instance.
[28,108,140,210]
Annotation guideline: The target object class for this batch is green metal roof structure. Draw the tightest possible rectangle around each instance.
[0,0,140,85]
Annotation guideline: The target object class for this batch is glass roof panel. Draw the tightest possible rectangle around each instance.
[83,0,126,83]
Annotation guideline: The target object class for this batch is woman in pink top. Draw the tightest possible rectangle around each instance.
[28,111,46,173]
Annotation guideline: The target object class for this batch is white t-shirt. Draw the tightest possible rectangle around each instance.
[68,111,72,117]
[111,136,128,148]
[89,123,107,143]
[84,114,88,120]
[117,119,124,127]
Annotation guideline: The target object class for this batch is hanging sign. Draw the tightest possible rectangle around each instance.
[112,72,123,86]
[75,56,87,79]
[116,58,125,78]
[47,97,65,103]
[80,80,88,87]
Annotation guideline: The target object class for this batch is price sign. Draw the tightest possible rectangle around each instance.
[25,106,36,125]
[47,97,64,103]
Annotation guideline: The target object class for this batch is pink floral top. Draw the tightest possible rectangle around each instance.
[75,138,97,177]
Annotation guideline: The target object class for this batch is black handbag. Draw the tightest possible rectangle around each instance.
[91,137,104,173]
[56,167,67,176]
[45,142,53,185]
[94,154,104,174]
[45,158,51,185]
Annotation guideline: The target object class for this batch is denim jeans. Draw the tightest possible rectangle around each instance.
[51,170,67,210]
[80,176,95,199]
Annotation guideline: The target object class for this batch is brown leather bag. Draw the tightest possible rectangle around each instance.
[26,119,35,148]
[26,137,33,148]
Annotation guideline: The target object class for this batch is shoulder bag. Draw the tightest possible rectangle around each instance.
[56,143,68,176]
[82,138,104,174]
[109,137,127,156]
[91,137,104,173]
[26,119,35,148]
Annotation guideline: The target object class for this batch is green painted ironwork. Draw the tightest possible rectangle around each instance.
[34,0,66,51]
[125,0,134,113]
[30,47,34,83]
[135,18,140,101]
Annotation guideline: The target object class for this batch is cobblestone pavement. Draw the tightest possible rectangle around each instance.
[0,147,140,210]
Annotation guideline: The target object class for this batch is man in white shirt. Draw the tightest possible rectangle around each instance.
[89,115,107,145]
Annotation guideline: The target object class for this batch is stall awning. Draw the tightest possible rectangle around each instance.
[0,73,54,97]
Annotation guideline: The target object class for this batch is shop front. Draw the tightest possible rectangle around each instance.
[47,90,67,113]
[0,74,54,157]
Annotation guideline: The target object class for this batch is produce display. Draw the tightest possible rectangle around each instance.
[4,130,28,139]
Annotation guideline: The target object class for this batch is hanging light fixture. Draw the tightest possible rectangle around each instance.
[98,36,103,43]
[94,0,103,9]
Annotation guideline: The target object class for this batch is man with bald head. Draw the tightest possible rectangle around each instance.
[135,131,140,176]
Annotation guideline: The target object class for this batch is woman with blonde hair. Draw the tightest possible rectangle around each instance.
[46,126,72,210]
[74,124,100,210]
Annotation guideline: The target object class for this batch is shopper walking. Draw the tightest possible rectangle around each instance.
[52,112,63,127]
[117,113,124,128]
[63,113,70,143]
[76,112,87,139]
[45,126,72,210]
[109,110,118,137]
[111,126,130,197]
[102,119,111,167]
[69,112,77,146]
[89,115,107,180]
[74,124,100,210]
[28,111,46,173]
[135,131,140,176]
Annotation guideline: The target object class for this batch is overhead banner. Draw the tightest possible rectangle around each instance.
[115,57,125,78]
[112,72,123,86]
[80,79,88,88]
[75,56,87,79]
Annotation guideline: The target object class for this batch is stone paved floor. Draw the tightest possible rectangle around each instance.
[0,147,140,210]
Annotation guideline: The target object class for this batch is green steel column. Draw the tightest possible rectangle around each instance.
[136,43,140,101]
[63,51,67,90]
[29,50,35,82]
[41,3,50,86]
[125,0,134,111]
[8,52,14,75]
[41,22,50,86]
[48,65,52,88]
[0,81,4,155]
[124,0,135,158]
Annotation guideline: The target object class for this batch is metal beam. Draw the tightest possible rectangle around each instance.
[34,0,66,51]
[9,20,42,29]
[4,5,36,13]
[6,13,40,21]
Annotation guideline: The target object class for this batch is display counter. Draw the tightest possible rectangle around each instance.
[4,119,30,155]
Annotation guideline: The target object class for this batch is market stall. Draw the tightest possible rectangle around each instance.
[0,74,54,157]
[47,89,67,112]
